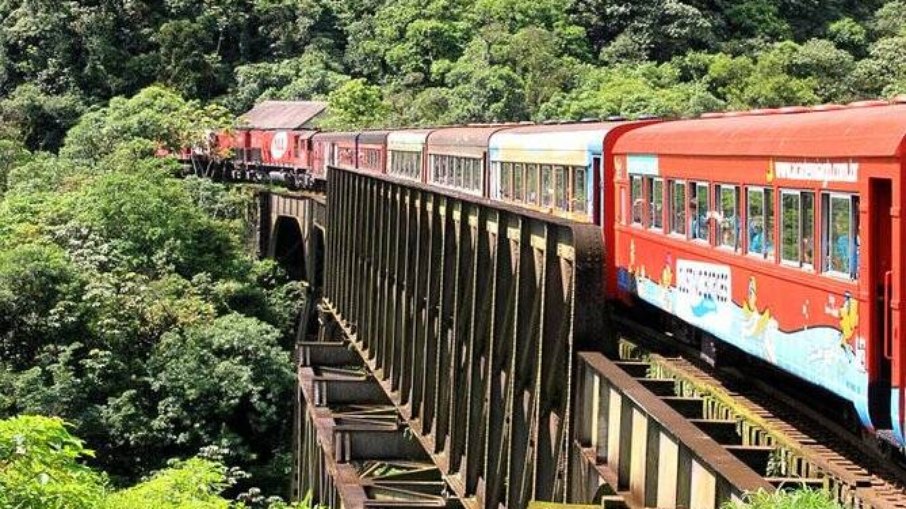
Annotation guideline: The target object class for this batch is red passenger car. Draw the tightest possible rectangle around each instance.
[611,102,906,444]
[311,132,359,180]
[357,131,391,174]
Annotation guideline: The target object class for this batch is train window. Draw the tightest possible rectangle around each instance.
[452,158,461,188]
[669,180,686,235]
[514,164,524,202]
[446,157,455,186]
[500,163,511,199]
[473,159,482,192]
[574,167,588,215]
[781,192,800,264]
[690,182,710,242]
[746,187,774,259]
[541,165,553,208]
[803,192,814,267]
[525,164,538,205]
[649,178,663,229]
[411,152,421,178]
[555,166,568,211]
[718,185,740,250]
[781,190,815,268]
[822,193,859,278]
[630,175,643,225]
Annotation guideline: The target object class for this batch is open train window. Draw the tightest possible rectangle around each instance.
[555,166,568,211]
[630,175,643,225]
[574,166,588,216]
[541,165,553,208]
[781,190,815,269]
[718,185,740,251]
[514,163,524,202]
[690,182,710,242]
[499,163,512,199]
[822,193,860,279]
[669,180,686,236]
[526,164,539,205]
[648,177,663,230]
[746,187,775,259]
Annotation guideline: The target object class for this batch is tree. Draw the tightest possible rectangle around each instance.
[228,51,350,113]
[0,137,29,196]
[62,86,232,163]
[102,458,231,509]
[827,17,868,57]
[853,35,906,96]
[322,78,391,128]
[0,415,107,509]
[0,84,85,152]
[791,39,857,102]
[538,62,722,120]
[873,0,906,38]
[148,314,295,490]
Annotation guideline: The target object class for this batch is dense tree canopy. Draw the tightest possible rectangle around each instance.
[0,87,305,501]
[0,0,901,137]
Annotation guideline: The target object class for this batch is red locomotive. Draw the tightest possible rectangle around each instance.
[185,98,906,447]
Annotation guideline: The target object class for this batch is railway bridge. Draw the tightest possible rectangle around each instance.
[258,165,782,509]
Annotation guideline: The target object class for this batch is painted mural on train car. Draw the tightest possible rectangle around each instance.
[613,151,874,429]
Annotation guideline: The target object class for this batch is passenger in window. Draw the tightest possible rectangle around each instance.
[748,219,763,254]
[833,218,852,275]
[689,201,707,240]
[633,198,645,224]
[802,237,813,266]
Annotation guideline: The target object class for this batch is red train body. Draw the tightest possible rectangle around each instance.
[186,99,906,447]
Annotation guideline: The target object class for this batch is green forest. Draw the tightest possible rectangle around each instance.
[1,0,906,145]
[0,0,902,507]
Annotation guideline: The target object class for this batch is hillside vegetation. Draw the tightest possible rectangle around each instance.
[0,87,305,502]
[1,0,905,141]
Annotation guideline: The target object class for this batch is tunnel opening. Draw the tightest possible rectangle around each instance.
[272,216,306,281]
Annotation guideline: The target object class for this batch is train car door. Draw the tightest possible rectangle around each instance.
[869,178,893,430]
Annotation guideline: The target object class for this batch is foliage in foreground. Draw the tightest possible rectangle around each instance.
[723,488,844,509]
[0,415,311,509]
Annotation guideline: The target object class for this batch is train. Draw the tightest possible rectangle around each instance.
[186,98,906,450]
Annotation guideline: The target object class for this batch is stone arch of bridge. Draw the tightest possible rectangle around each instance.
[271,215,306,281]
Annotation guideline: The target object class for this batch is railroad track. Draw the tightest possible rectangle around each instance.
[612,315,906,509]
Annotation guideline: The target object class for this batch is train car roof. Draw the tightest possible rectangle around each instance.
[614,103,906,158]
[312,131,359,143]
[489,121,645,166]
[388,129,433,152]
[239,101,327,130]
[357,130,391,145]
[427,125,513,158]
